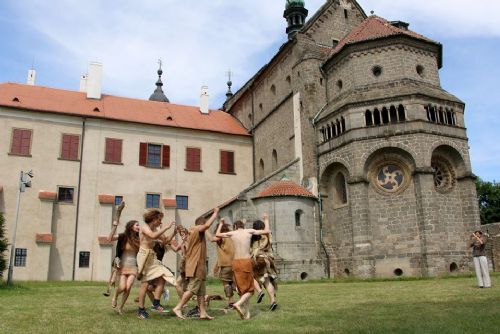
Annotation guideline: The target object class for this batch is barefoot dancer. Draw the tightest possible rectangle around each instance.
[251,219,278,311]
[136,209,176,320]
[216,213,270,320]
[208,219,235,309]
[172,207,220,320]
[107,203,141,314]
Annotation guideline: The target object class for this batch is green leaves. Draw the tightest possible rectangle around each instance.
[476,179,500,225]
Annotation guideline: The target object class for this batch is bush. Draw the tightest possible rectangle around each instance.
[0,212,8,278]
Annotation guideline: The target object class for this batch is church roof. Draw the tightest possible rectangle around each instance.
[0,83,250,137]
[254,180,316,199]
[327,16,440,59]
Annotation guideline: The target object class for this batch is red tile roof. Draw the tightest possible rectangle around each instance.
[0,83,250,137]
[254,181,316,199]
[328,16,439,58]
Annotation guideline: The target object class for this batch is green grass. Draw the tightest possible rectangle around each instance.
[1,274,499,334]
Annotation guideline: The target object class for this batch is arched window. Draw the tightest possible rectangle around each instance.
[272,149,278,171]
[425,106,431,121]
[438,108,444,124]
[331,122,337,137]
[333,172,348,205]
[381,107,389,124]
[389,105,398,123]
[336,120,341,135]
[320,128,326,142]
[259,159,265,178]
[429,106,436,122]
[270,84,276,95]
[398,105,406,122]
[446,110,453,125]
[341,117,346,133]
[374,108,381,125]
[295,209,303,227]
[365,110,373,126]
[326,124,332,139]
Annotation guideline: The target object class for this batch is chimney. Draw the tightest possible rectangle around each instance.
[86,62,102,99]
[200,86,209,114]
[27,69,36,86]
[79,74,87,92]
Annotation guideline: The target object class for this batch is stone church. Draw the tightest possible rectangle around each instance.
[0,0,481,281]
[214,0,481,279]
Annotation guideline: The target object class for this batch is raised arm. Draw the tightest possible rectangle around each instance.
[215,218,232,239]
[251,213,270,236]
[142,221,175,239]
[107,220,120,242]
[197,207,220,233]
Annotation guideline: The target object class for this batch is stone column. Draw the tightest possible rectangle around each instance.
[35,191,57,280]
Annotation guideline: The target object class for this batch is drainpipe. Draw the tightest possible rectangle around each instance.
[312,114,330,278]
[72,117,86,280]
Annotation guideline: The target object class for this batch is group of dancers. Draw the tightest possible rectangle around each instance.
[104,203,278,320]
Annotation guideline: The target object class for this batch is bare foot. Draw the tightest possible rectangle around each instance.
[111,298,117,308]
[199,314,214,320]
[117,308,124,315]
[172,308,186,320]
[233,304,245,320]
[245,310,251,320]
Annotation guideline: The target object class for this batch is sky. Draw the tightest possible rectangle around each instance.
[0,0,499,181]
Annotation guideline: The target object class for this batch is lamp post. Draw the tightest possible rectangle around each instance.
[7,170,34,285]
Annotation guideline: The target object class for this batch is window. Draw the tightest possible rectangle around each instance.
[176,195,189,210]
[372,65,383,77]
[79,251,90,268]
[272,150,278,171]
[334,173,348,205]
[270,84,276,95]
[259,159,265,178]
[14,248,27,267]
[104,138,122,163]
[186,147,201,171]
[60,134,80,160]
[10,129,32,156]
[220,150,235,174]
[295,210,303,227]
[365,110,373,126]
[114,196,123,206]
[58,187,75,203]
[146,193,161,208]
[139,143,170,168]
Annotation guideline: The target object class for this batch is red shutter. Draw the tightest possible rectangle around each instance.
[227,151,234,173]
[70,135,80,160]
[139,142,147,166]
[11,129,22,154]
[20,130,31,155]
[162,145,170,167]
[114,139,122,163]
[186,147,201,171]
[220,151,227,172]
[61,135,71,159]
[105,138,122,163]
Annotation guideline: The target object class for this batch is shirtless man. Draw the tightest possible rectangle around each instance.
[172,207,219,320]
[216,213,270,320]
[136,209,175,320]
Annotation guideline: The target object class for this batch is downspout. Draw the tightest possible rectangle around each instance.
[72,117,86,280]
[251,90,256,183]
[312,105,330,278]
[313,64,331,278]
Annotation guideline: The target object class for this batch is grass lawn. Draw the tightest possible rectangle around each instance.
[0,274,499,334]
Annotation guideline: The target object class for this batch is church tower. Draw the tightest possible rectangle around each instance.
[283,0,308,39]
[149,61,169,102]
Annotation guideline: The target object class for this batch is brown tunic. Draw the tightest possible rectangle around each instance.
[216,238,234,267]
[184,226,207,279]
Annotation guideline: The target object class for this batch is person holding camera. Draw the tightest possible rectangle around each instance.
[470,230,491,288]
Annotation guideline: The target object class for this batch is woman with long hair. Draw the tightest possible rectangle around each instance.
[107,214,140,314]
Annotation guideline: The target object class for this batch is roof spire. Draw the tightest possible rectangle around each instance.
[283,0,308,39]
[149,59,170,103]
[225,69,233,100]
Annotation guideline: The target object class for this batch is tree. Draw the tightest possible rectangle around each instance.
[476,179,500,225]
[0,212,7,278]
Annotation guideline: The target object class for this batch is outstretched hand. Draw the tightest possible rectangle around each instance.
[262,213,269,220]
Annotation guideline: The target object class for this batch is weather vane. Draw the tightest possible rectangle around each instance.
[158,58,163,70]
[226,69,232,83]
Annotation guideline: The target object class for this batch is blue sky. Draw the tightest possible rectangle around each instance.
[0,0,499,181]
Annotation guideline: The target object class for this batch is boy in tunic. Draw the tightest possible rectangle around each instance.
[216,213,270,320]
[172,207,220,320]
[136,209,175,320]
